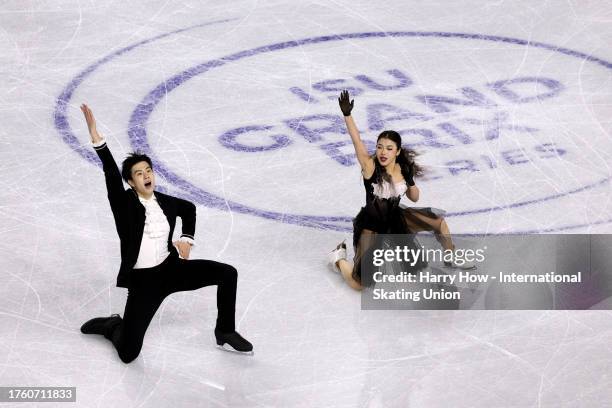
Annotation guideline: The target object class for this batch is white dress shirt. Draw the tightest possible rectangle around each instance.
[134,195,171,269]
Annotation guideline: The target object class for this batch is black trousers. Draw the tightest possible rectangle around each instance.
[108,252,237,363]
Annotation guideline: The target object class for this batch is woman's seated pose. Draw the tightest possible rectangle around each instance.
[329,91,475,290]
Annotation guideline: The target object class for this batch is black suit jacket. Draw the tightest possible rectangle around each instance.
[94,142,196,288]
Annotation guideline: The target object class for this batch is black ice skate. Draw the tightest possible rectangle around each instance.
[214,329,254,355]
[80,314,122,339]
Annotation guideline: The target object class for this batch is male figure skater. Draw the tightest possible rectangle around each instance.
[79,104,252,363]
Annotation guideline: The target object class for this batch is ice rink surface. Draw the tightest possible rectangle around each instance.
[1,0,612,406]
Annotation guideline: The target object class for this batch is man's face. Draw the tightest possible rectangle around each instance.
[128,160,155,199]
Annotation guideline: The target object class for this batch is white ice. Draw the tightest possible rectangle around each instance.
[1,0,612,406]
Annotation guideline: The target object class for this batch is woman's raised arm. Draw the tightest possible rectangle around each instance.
[338,90,374,177]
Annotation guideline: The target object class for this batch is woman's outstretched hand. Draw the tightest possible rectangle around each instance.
[338,90,354,117]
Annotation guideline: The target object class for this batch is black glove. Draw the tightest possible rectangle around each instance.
[338,90,354,116]
[406,163,415,186]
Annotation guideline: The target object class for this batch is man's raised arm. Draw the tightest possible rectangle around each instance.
[80,104,126,211]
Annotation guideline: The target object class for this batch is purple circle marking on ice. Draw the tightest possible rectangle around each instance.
[54,27,612,233]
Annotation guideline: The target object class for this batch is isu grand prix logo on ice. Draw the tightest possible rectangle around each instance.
[54,22,612,233]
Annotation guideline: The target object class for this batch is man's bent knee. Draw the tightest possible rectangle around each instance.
[118,349,140,364]
[225,265,238,281]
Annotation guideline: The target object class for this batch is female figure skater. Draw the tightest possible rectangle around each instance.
[329,91,474,290]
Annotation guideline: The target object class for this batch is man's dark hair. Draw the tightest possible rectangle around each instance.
[121,152,153,182]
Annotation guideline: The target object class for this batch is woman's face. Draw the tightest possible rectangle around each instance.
[375,137,400,167]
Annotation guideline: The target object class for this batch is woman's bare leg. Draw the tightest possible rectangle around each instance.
[336,259,363,290]
[436,218,455,251]
[403,211,455,251]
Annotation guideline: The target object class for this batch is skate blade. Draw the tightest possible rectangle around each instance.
[443,263,477,271]
[216,344,254,356]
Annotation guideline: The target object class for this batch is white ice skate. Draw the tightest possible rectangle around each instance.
[328,240,347,273]
[444,259,477,270]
